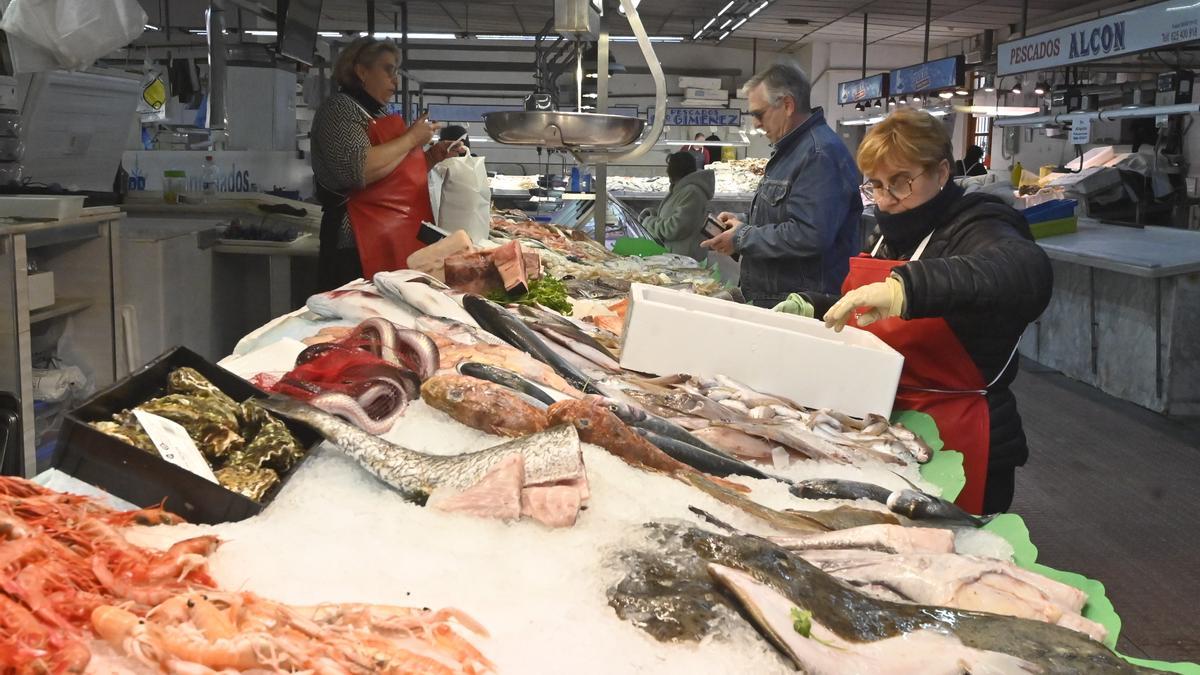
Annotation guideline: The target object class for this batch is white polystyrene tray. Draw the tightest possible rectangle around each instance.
[619,283,904,419]
[0,195,86,221]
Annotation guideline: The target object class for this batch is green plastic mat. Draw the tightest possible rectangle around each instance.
[892,410,965,502]
[895,411,1199,673]
[612,237,667,257]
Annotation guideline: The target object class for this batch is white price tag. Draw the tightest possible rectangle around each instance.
[1070,118,1092,145]
[132,410,220,484]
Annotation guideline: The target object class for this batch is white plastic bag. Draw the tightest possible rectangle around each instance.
[0,0,146,71]
[429,151,491,244]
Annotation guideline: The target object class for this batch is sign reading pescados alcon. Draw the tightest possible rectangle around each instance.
[998,0,1200,76]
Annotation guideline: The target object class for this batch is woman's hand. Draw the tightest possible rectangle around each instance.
[823,276,906,332]
[405,114,438,147]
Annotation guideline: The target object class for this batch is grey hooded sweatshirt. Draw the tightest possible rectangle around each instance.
[640,169,716,261]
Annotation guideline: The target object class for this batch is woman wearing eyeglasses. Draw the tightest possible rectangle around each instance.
[778,108,1052,515]
[311,37,463,291]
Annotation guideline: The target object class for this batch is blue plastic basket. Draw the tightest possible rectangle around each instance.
[1022,199,1078,224]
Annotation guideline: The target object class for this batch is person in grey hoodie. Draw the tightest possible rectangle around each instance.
[639,151,715,261]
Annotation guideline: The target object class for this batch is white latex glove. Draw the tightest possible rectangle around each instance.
[823,276,906,332]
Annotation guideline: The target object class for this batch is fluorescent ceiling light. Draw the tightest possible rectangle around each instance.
[720,18,733,29]
[318,31,341,37]
[583,93,599,98]
[718,1,736,16]
[144,24,159,31]
[609,36,686,42]
[719,30,731,40]
[477,34,538,40]
[188,29,207,35]
[367,32,457,39]
[749,1,769,17]
[692,29,704,39]
[244,30,277,36]
[953,105,1041,117]
[938,91,954,99]
[703,17,717,30]
[732,18,748,30]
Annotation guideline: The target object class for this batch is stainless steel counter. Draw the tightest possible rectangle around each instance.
[1036,219,1200,278]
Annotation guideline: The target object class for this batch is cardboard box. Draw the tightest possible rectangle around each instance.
[684,87,729,101]
[27,271,54,310]
[55,347,321,524]
[679,76,723,90]
[619,284,904,419]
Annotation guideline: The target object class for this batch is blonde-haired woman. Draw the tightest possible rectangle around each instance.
[779,107,1052,515]
[311,37,461,289]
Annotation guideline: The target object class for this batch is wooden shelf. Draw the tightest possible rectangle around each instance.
[30,297,94,324]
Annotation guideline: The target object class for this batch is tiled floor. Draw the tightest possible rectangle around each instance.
[1010,359,1200,663]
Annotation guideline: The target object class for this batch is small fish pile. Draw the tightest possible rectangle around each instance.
[0,477,216,673]
[272,317,439,434]
[490,215,611,262]
[93,592,494,674]
[611,522,1160,674]
[257,396,589,527]
[617,373,932,468]
[90,368,306,501]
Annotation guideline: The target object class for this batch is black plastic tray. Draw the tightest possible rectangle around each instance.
[54,346,319,524]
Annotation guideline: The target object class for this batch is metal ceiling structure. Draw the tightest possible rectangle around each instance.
[140,0,1144,52]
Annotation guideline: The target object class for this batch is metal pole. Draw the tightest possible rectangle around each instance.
[206,0,228,147]
[594,30,609,245]
[401,3,410,120]
[923,0,931,61]
[1020,0,1029,38]
[576,41,584,112]
[861,13,868,79]
[367,0,376,35]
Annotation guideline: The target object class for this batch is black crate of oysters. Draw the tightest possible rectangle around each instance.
[55,346,320,524]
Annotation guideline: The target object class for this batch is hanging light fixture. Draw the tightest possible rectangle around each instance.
[954,85,969,96]
[887,97,897,107]
[873,98,882,108]
[938,90,954,99]
[1034,80,1049,95]
[1011,80,1023,95]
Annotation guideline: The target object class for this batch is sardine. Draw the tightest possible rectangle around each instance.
[255,395,583,501]
[456,361,563,406]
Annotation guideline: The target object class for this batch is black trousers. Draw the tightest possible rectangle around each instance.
[317,209,363,292]
[983,465,1016,514]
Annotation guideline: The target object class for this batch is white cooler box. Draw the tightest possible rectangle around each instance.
[619,284,904,419]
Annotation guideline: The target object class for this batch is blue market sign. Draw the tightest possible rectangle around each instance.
[649,107,743,126]
[837,74,889,105]
[890,56,964,96]
[999,0,1200,76]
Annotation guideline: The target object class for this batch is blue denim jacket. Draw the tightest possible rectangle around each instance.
[733,108,863,306]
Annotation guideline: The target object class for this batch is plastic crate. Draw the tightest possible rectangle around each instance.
[1030,216,1078,240]
[54,346,320,524]
[1022,199,1078,224]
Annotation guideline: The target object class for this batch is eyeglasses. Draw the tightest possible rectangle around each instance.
[747,95,788,122]
[860,168,930,203]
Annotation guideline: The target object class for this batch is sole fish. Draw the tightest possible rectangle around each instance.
[255,395,584,502]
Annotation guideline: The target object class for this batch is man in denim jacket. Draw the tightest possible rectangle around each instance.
[702,62,863,307]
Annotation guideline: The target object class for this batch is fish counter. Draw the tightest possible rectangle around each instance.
[9,265,1200,673]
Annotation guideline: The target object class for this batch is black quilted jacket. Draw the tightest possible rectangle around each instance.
[807,192,1053,469]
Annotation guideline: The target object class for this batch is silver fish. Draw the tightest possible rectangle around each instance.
[255,395,584,502]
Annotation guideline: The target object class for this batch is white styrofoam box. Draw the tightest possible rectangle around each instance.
[684,88,729,101]
[27,271,54,310]
[0,196,86,221]
[679,76,723,90]
[619,284,904,419]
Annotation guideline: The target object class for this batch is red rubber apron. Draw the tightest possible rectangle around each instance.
[346,114,434,278]
[843,234,993,514]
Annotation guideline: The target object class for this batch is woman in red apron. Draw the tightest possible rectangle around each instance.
[310,37,463,291]
[786,108,1052,515]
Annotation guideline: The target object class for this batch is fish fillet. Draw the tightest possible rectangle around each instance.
[708,563,1041,675]
[427,453,524,521]
[770,524,956,555]
[520,485,582,528]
